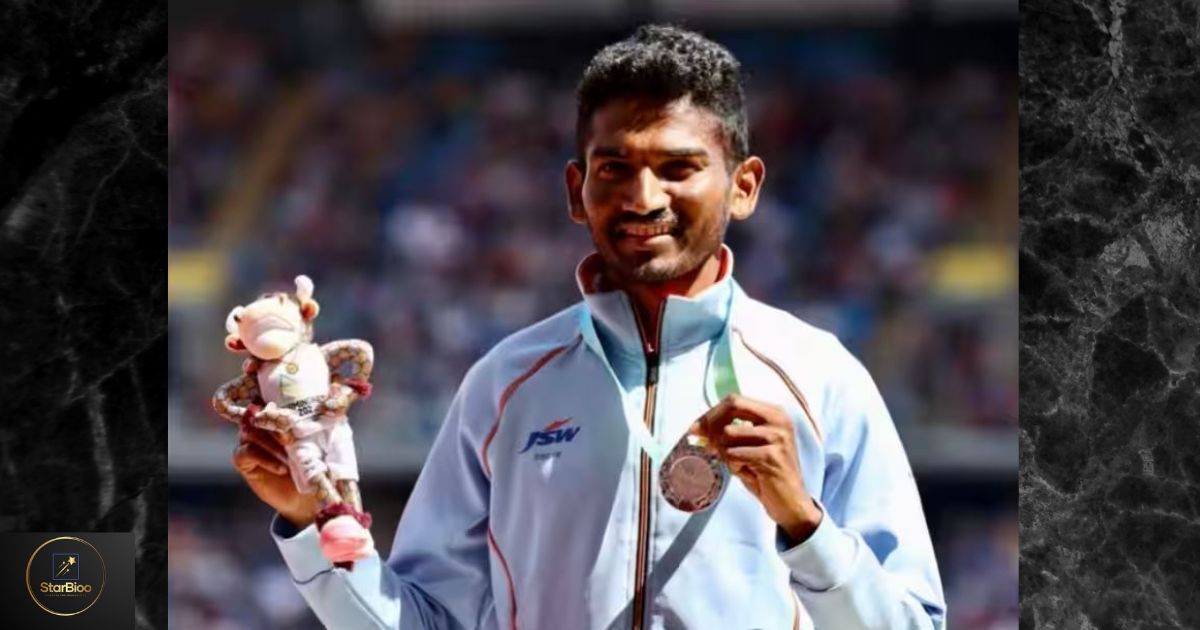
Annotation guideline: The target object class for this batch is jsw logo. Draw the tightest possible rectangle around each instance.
[519,418,580,453]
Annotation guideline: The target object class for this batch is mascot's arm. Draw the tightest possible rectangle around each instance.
[212,374,294,433]
[212,373,261,425]
[320,340,375,411]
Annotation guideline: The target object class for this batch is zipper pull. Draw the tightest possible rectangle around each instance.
[646,352,659,385]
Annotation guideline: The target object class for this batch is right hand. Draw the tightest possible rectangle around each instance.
[254,402,301,435]
[232,425,318,528]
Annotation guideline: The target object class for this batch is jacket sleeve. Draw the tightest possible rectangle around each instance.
[271,371,497,630]
[779,351,947,629]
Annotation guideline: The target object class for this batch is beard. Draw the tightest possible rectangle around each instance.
[590,205,729,285]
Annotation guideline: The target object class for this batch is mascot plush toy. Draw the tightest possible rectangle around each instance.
[212,275,375,569]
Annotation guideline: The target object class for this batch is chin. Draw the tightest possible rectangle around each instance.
[626,251,706,284]
[609,256,686,283]
[627,261,686,283]
[248,332,299,359]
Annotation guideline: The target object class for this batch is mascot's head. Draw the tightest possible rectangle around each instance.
[224,275,320,360]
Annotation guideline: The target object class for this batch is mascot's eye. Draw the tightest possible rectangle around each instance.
[233,315,241,323]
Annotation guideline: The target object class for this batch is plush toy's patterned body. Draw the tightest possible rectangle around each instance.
[213,340,373,499]
[211,275,375,568]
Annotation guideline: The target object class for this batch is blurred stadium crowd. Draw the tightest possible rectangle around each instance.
[168,15,1017,630]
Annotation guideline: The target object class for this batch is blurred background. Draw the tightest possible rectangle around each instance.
[168,0,1017,628]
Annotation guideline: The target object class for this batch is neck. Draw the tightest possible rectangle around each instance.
[619,253,724,343]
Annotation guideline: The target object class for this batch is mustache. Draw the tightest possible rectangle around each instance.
[609,209,680,234]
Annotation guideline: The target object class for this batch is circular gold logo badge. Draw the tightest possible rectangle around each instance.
[25,536,106,616]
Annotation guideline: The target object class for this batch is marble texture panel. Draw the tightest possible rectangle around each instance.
[0,1,166,628]
[1020,0,1200,628]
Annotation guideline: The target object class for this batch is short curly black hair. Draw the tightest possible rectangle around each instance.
[575,24,749,168]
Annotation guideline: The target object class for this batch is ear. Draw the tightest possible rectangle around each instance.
[225,305,245,336]
[295,275,314,301]
[225,335,246,353]
[300,299,320,321]
[728,156,765,222]
[564,160,588,225]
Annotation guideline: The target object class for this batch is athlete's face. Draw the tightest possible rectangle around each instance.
[566,97,764,285]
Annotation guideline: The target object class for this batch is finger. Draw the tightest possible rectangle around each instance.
[701,395,776,430]
[722,422,789,447]
[723,445,780,467]
[719,394,789,426]
[240,427,288,462]
[233,442,283,474]
[694,421,761,454]
[728,461,761,494]
[698,395,783,440]
[232,443,289,476]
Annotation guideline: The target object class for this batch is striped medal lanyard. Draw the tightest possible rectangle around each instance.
[658,329,739,512]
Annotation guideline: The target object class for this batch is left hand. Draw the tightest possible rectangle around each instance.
[691,394,823,542]
[321,382,355,416]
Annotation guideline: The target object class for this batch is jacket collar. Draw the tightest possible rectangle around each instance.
[576,245,738,359]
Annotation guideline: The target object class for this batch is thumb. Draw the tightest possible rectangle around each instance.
[686,420,719,454]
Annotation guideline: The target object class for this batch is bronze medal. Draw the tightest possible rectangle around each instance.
[660,435,726,512]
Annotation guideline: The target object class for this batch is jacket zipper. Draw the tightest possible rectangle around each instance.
[631,301,665,630]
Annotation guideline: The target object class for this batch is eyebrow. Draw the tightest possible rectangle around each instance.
[590,146,710,159]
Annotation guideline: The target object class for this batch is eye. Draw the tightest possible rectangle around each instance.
[233,315,241,323]
[596,161,630,179]
[660,161,699,181]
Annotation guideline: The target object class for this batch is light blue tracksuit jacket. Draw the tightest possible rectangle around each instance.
[272,250,946,629]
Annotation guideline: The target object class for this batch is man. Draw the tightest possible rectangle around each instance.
[234,24,946,629]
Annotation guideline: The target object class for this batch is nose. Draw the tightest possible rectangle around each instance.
[243,300,278,320]
[621,166,671,214]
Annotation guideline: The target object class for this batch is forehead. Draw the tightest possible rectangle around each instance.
[254,292,299,305]
[585,97,726,159]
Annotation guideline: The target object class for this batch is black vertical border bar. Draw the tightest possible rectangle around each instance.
[0,0,167,628]
[1020,0,1200,627]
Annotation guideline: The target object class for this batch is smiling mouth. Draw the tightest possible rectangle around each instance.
[618,222,676,238]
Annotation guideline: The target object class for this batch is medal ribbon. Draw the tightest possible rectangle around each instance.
[638,328,740,466]
[713,327,741,400]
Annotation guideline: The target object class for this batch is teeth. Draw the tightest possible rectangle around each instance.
[623,224,672,237]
